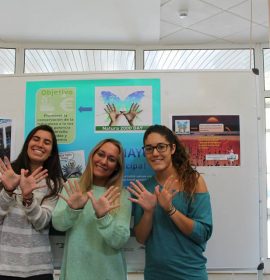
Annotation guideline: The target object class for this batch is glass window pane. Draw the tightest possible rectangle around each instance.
[144,49,254,70]
[263,49,270,90]
[24,49,135,73]
[0,48,15,74]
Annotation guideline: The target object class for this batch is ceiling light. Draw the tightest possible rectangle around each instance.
[179,10,188,19]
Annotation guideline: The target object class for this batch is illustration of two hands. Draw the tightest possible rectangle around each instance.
[104,103,142,126]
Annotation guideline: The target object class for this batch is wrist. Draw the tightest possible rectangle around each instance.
[166,204,176,216]
[164,203,173,212]
[144,207,155,215]
[4,188,14,196]
[22,193,34,207]
[95,211,106,219]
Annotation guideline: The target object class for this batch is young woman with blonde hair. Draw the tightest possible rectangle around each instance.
[52,138,131,280]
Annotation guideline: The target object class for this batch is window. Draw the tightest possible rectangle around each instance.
[0,48,16,74]
[263,49,270,90]
[24,49,135,73]
[144,49,254,70]
[265,97,270,256]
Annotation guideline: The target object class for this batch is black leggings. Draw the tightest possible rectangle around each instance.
[0,274,53,280]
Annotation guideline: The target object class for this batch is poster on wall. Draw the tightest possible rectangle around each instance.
[172,115,240,167]
[0,118,12,160]
[25,79,161,185]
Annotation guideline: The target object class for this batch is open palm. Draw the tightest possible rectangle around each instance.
[128,180,157,212]
[59,179,88,209]
[20,167,48,199]
[87,185,120,218]
[0,156,20,192]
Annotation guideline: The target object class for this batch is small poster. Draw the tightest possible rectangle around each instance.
[0,119,12,160]
[95,86,153,132]
[59,150,85,179]
[172,115,240,167]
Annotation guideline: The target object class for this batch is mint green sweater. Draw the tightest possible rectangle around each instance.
[52,185,132,280]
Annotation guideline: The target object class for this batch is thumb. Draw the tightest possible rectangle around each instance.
[87,191,95,203]
[20,168,27,176]
[154,185,160,196]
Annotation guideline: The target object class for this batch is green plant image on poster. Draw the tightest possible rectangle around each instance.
[36,88,76,144]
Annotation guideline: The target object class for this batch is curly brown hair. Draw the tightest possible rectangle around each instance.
[143,124,199,197]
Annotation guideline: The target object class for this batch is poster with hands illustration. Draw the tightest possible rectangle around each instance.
[25,78,160,186]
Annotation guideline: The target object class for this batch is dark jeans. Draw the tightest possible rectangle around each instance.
[0,274,53,280]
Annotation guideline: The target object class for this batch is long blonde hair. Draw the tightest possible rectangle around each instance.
[79,138,124,192]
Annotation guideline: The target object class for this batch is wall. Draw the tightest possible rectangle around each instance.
[0,70,262,274]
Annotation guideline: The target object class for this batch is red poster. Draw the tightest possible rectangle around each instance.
[172,115,240,167]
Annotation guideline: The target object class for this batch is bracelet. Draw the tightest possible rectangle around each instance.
[22,194,34,207]
[168,207,177,216]
[167,205,176,216]
[166,204,174,213]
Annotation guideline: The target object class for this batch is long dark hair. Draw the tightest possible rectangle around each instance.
[12,125,63,201]
[143,124,199,197]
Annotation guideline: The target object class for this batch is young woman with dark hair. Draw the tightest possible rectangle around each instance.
[0,124,63,280]
[128,124,213,280]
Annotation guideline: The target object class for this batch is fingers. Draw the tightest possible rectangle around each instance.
[0,158,8,172]
[130,180,145,193]
[32,168,48,182]
[105,185,119,199]
[109,203,120,211]
[154,185,160,196]
[3,156,12,169]
[63,181,73,197]
[109,191,120,204]
[20,168,27,177]
[87,190,95,202]
[127,186,139,198]
[163,175,179,192]
[67,179,79,193]
[128,197,139,203]
[73,179,81,192]
[172,189,179,198]
[130,103,141,113]
[33,184,47,190]
[105,103,116,113]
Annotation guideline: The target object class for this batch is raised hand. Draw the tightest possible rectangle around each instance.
[58,179,88,210]
[127,180,157,212]
[104,103,122,126]
[0,156,20,192]
[87,185,120,218]
[155,175,179,211]
[122,103,142,126]
[20,167,48,199]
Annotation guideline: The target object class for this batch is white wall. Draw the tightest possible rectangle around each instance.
[0,70,264,277]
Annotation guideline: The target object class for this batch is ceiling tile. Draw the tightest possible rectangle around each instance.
[160,21,183,38]
[191,11,250,38]
[223,23,269,43]
[160,28,217,44]
[161,0,222,28]
[228,0,268,25]
[200,0,248,10]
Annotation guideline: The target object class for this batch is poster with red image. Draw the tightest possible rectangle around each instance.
[172,115,240,167]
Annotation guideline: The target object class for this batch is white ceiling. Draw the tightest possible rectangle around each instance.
[0,0,268,45]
